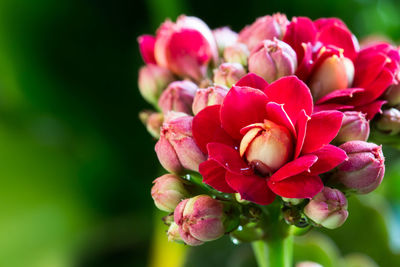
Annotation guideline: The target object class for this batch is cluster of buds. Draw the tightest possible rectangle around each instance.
[137,12,398,248]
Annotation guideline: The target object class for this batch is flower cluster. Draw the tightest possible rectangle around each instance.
[138,14,399,247]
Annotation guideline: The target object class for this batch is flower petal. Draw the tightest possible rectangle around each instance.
[301,111,344,154]
[355,100,387,120]
[235,73,269,90]
[314,103,354,112]
[309,144,347,175]
[316,88,364,104]
[193,105,237,154]
[266,102,296,138]
[207,143,250,175]
[264,76,313,124]
[353,50,390,88]
[317,24,358,60]
[294,110,309,159]
[221,86,268,140]
[268,174,323,198]
[138,35,157,64]
[199,159,235,193]
[270,155,318,182]
[283,17,317,63]
[295,42,314,81]
[226,171,275,205]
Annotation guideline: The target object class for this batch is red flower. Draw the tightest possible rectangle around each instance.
[283,17,400,119]
[192,73,347,205]
[138,15,218,81]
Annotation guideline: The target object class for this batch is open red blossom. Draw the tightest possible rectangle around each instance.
[283,17,400,120]
[192,73,347,205]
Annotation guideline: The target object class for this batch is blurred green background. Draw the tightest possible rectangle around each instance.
[1,0,400,266]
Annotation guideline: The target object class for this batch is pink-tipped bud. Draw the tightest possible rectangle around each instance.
[212,27,238,55]
[309,54,355,101]
[384,83,400,107]
[138,64,174,105]
[376,108,400,135]
[167,222,183,242]
[139,111,164,138]
[155,115,206,173]
[223,43,250,66]
[248,38,297,83]
[192,85,228,115]
[238,13,289,51]
[213,63,246,88]
[240,120,294,175]
[335,141,385,194]
[151,174,189,212]
[335,111,370,143]
[158,80,198,115]
[174,195,225,246]
[304,187,348,229]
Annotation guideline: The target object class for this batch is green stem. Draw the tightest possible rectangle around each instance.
[251,235,293,267]
[251,240,268,267]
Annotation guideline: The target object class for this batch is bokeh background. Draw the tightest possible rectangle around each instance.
[1,0,400,266]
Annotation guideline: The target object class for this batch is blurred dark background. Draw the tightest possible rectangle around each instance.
[1,0,400,266]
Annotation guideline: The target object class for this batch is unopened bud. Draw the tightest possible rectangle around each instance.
[151,174,189,212]
[138,64,174,105]
[248,38,297,83]
[335,111,370,143]
[158,81,198,114]
[139,111,164,138]
[223,43,250,66]
[238,13,289,51]
[174,195,226,246]
[155,115,206,173]
[376,108,400,135]
[384,83,400,107]
[309,54,355,101]
[212,27,238,55]
[192,85,228,115]
[282,197,303,206]
[213,63,246,88]
[167,222,184,243]
[334,141,384,194]
[304,187,348,229]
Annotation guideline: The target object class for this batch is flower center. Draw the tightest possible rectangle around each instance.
[240,120,294,176]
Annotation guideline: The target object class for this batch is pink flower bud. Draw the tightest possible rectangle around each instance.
[304,187,348,229]
[154,16,218,81]
[335,141,385,194]
[384,83,400,106]
[335,111,370,143]
[167,222,183,242]
[376,108,400,135]
[223,43,250,66]
[155,115,206,173]
[239,120,294,175]
[151,174,189,212]
[192,85,228,115]
[309,54,355,101]
[212,27,238,55]
[138,64,174,105]
[248,38,297,83]
[238,13,289,51]
[158,81,198,114]
[213,63,246,88]
[174,195,225,246]
[139,111,164,138]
